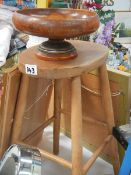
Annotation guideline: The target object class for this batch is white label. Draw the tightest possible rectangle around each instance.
[25,64,37,75]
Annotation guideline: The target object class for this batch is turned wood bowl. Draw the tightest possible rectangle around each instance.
[13,8,100,61]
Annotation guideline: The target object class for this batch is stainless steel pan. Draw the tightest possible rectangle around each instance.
[0,144,41,175]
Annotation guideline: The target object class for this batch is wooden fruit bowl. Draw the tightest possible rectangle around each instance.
[13,8,100,61]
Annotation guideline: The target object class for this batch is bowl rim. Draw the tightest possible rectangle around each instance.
[14,8,99,20]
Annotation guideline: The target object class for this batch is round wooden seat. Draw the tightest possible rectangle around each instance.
[19,40,108,79]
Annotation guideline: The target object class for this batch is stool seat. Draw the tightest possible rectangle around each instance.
[19,40,108,79]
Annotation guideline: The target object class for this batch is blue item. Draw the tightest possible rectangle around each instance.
[1,0,35,8]
[118,139,131,175]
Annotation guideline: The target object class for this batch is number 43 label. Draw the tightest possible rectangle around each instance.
[25,64,37,75]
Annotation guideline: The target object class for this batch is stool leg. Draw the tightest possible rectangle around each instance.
[53,79,62,155]
[99,64,120,174]
[71,76,83,175]
[11,74,30,144]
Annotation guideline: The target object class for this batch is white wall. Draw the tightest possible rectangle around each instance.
[102,0,131,11]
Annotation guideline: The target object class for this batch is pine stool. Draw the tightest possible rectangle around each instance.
[11,40,120,175]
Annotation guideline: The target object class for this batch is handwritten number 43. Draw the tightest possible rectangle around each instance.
[25,64,37,75]
[27,67,35,74]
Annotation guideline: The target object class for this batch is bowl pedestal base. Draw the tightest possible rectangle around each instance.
[36,39,77,61]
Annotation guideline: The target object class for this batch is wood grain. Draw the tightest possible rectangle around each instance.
[71,76,83,175]
[0,69,21,157]
[19,41,108,79]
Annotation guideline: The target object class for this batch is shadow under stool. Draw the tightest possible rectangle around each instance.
[10,40,120,175]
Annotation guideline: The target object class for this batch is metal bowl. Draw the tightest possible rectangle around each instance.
[0,145,41,175]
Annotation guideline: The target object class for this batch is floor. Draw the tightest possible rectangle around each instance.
[38,126,114,175]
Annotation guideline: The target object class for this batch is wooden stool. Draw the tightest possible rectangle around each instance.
[11,40,120,175]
